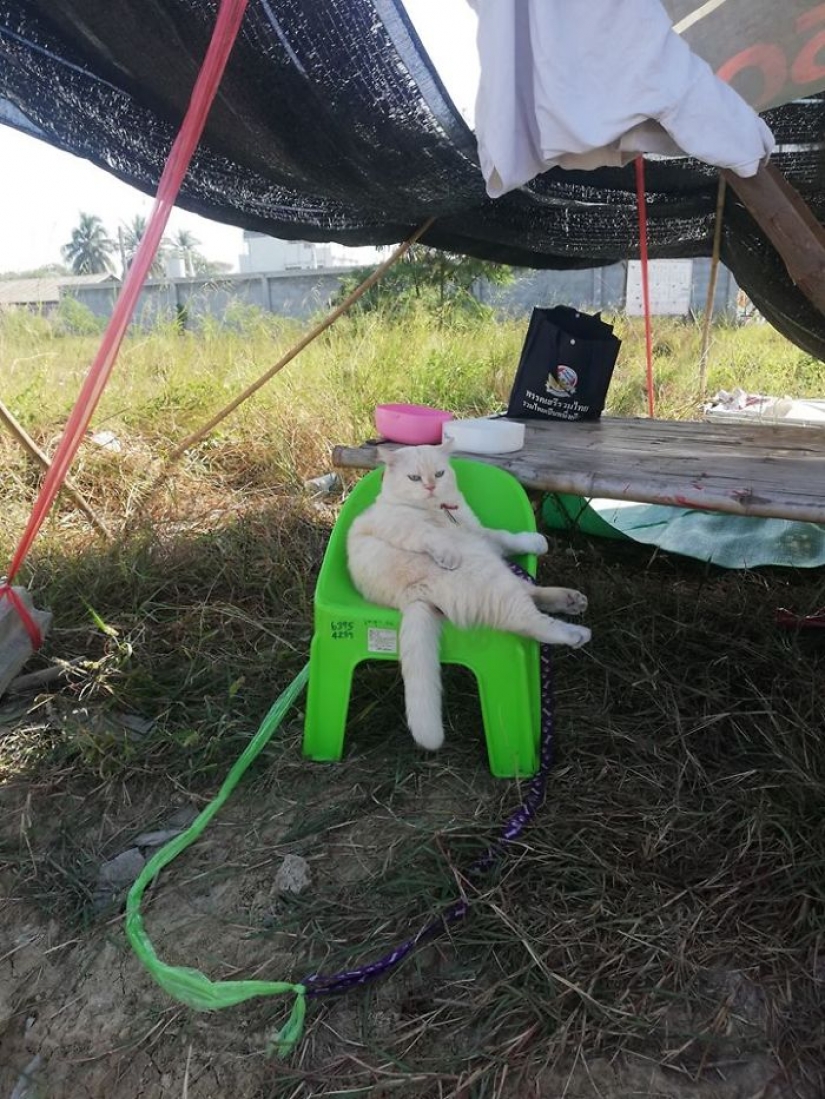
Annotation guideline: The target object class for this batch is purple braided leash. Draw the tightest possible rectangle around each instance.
[302,563,556,998]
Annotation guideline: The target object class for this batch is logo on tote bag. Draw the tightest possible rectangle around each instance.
[545,365,578,397]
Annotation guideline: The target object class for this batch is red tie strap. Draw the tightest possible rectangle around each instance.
[635,156,655,419]
[0,582,43,650]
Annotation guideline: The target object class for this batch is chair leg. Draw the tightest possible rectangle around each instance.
[470,641,539,778]
[303,636,357,762]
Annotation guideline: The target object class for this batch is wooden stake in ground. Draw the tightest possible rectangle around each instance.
[0,398,112,540]
[166,218,436,463]
[698,175,726,401]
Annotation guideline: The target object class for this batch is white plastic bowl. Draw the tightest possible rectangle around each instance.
[442,417,525,455]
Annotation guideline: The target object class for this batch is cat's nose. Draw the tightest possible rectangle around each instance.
[424,482,435,492]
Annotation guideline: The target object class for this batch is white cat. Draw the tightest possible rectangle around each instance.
[346,441,590,751]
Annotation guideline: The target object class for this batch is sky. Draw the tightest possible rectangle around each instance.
[0,0,479,276]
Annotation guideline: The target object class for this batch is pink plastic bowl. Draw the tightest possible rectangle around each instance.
[374,403,454,445]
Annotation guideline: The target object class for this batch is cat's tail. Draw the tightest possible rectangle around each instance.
[399,601,444,751]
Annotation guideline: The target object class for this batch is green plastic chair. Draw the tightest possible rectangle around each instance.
[303,458,541,777]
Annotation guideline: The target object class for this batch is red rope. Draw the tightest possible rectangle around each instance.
[634,156,655,418]
[4,0,249,586]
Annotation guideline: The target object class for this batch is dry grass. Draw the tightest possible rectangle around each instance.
[0,306,823,1097]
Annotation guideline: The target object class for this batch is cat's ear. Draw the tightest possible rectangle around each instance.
[440,436,456,455]
[376,445,396,467]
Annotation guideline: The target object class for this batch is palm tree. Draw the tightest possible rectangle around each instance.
[61,213,115,275]
[120,214,168,278]
[170,228,204,277]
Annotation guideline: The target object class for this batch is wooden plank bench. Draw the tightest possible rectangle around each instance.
[332,417,825,524]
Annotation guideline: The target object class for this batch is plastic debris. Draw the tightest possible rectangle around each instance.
[0,587,51,698]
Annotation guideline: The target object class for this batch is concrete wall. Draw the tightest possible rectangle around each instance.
[484,259,737,318]
[65,284,119,318]
[69,270,349,326]
[69,259,739,327]
[691,257,738,318]
[479,263,629,315]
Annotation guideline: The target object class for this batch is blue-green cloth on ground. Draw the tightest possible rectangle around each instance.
[542,494,825,570]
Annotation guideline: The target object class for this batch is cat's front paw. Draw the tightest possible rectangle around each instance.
[432,547,462,571]
[525,534,549,555]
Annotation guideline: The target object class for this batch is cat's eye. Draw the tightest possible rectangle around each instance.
[435,470,445,478]
[407,474,422,482]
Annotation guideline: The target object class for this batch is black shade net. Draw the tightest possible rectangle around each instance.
[1,0,823,356]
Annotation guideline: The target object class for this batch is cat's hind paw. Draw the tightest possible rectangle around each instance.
[565,590,588,615]
[565,625,591,648]
[525,533,549,555]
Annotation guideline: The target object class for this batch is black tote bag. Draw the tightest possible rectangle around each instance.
[506,306,621,422]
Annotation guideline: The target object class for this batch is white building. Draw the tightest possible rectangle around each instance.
[0,272,118,313]
[238,231,378,273]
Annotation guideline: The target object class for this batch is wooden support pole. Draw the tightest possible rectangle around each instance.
[0,398,112,540]
[698,175,726,400]
[722,162,825,316]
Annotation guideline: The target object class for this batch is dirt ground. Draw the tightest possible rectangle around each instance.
[1,711,821,1099]
[1,530,823,1099]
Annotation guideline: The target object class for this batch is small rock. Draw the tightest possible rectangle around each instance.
[165,805,199,829]
[89,430,122,452]
[98,848,145,888]
[275,854,311,895]
[133,805,198,849]
[94,848,145,909]
[66,708,156,742]
[114,712,155,737]
[133,827,186,849]
[303,473,342,497]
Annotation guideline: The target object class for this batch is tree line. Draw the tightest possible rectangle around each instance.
[58,213,230,278]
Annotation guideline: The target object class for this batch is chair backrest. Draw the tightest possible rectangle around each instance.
[316,458,536,605]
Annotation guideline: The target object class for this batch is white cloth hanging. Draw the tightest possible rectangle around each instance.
[467,0,775,198]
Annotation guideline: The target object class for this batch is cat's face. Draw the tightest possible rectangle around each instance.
[377,442,458,507]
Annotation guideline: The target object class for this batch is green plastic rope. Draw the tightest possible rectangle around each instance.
[125,663,310,1056]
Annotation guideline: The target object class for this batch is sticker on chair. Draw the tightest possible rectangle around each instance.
[368,628,398,653]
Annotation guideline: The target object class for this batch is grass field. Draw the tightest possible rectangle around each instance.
[0,306,823,1098]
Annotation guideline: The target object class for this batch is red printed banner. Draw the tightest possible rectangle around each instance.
[665,0,825,109]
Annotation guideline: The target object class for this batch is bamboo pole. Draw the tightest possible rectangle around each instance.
[0,398,112,539]
[165,218,436,463]
[698,175,726,400]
